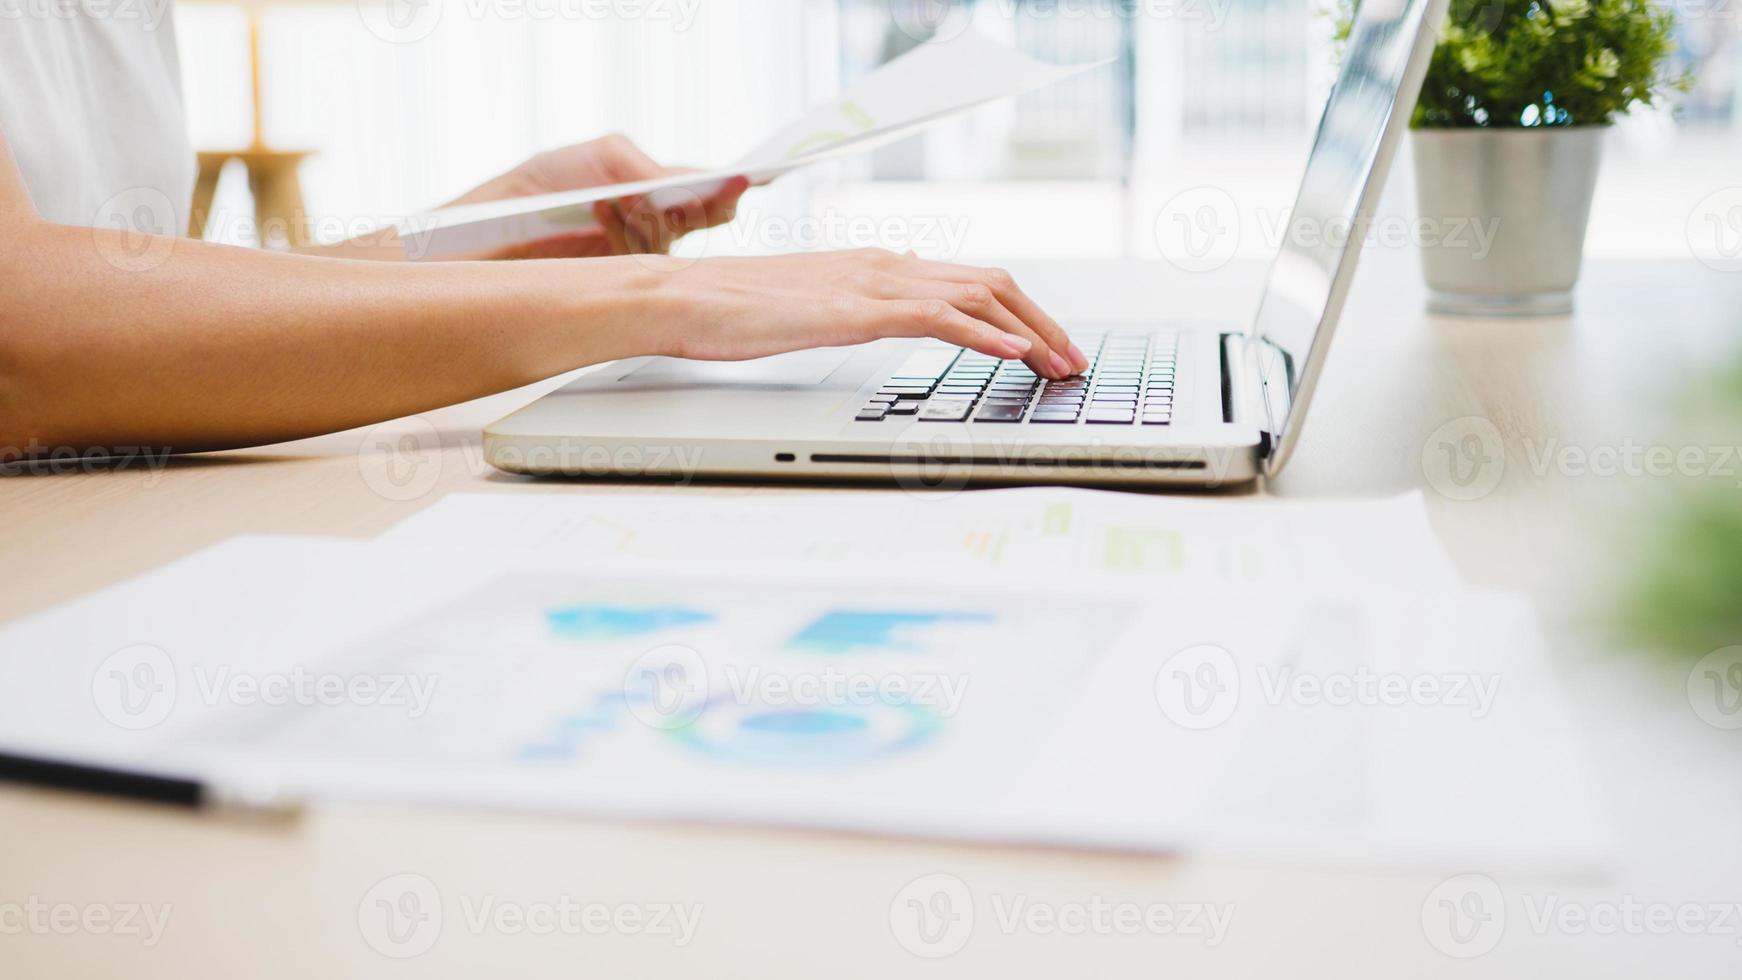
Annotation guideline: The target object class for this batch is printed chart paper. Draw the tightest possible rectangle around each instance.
[0,523,1607,869]
[375,487,1464,592]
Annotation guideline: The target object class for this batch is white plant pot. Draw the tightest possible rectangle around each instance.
[1411,126,1607,316]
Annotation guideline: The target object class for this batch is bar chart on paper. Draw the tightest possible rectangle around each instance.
[208,572,1131,792]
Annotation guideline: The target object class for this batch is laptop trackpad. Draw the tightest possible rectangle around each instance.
[619,348,855,388]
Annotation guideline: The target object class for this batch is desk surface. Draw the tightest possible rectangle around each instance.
[4,252,1740,977]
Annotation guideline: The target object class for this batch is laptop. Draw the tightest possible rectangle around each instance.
[486,0,1448,488]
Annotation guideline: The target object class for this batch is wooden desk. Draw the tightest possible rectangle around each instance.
[4,252,1740,977]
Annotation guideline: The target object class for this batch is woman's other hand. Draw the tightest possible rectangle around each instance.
[449,134,748,260]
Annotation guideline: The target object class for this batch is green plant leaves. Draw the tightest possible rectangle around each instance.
[1333,0,1688,127]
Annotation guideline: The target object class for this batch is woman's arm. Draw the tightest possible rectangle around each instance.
[0,130,1085,456]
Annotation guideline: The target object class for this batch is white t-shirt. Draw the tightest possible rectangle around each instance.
[0,3,195,234]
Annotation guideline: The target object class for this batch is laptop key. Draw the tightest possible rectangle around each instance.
[1085,409,1136,424]
[886,401,920,415]
[856,409,887,421]
[919,400,974,421]
[1029,412,1080,424]
[974,404,1026,422]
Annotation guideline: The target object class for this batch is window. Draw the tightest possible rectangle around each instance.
[175,0,1739,260]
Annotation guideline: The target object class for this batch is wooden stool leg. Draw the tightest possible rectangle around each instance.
[188,157,224,239]
[248,159,309,251]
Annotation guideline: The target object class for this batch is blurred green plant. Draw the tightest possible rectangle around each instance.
[1615,356,1742,659]
[1333,0,1688,127]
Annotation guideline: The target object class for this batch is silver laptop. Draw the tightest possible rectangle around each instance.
[487,0,1447,489]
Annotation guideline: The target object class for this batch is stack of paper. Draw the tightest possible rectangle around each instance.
[0,488,1610,872]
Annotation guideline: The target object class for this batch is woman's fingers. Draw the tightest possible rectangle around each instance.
[901,257,1087,374]
[701,177,750,227]
[600,175,751,257]
[854,299,1034,361]
[864,273,1069,380]
[593,134,670,184]
[620,196,676,254]
[592,201,634,255]
[597,199,661,255]
[654,176,749,242]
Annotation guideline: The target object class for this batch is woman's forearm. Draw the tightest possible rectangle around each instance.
[0,125,1079,458]
[0,219,653,454]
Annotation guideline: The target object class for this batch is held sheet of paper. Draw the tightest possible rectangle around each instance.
[397,32,1110,260]
[0,491,1610,871]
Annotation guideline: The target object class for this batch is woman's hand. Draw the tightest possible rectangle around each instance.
[450,134,748,261]
[629,249,1090,380]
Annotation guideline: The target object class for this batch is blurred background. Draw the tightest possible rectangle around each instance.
[176,0,1739,260]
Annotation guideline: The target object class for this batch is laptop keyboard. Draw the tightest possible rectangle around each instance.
[855,330,1178,426]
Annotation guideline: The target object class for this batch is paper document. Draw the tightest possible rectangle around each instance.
[0,533,1606,870]
[398,32,1109,260]
[375,488,1464,592]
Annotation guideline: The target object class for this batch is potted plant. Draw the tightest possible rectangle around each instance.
[1339,0,1685,314]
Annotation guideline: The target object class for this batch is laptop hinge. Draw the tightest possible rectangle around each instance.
[1223,334,1296,461]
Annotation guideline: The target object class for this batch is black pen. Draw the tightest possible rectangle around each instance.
[0,750,302,817]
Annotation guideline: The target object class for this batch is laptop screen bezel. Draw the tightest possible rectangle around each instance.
[1249,0,1451,476]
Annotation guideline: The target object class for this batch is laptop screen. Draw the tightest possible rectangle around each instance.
[1250,0,1446,464]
